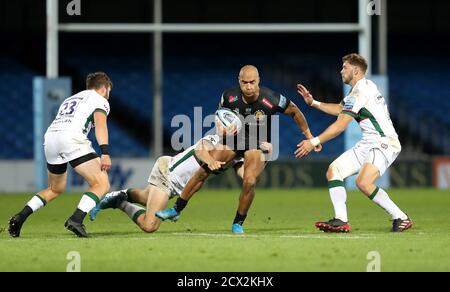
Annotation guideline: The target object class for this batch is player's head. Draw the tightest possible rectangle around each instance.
[238,65,260,98]
[340,53,368,85]
[86,72,113,99]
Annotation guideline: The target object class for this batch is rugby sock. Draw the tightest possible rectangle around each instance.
[118,201,146,223]
[369,187,408,220]
[70,192,101,223]
[174,197,188,212]
[77,192,100,213]
[17,194,47,221]
[17,206,33,221]
[328,180,348,222]
[233,212,247,225]
[26,194,47,212]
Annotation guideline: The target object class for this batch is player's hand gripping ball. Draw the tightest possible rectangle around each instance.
[215,108,242,136]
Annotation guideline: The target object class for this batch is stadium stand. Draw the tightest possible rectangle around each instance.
[2,47,448,159]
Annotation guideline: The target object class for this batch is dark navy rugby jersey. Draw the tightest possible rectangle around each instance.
[219,86,290,151]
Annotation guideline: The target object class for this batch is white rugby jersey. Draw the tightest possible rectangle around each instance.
[46,90,110,136]
[169,135,221,195]
[341,78,398,141]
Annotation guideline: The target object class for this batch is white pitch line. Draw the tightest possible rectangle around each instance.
[0,233,377,242]
[172,232,376,239]
[1,236,158,242]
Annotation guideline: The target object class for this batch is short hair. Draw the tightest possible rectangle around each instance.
[342,53,368,73]
[86,72,113,90]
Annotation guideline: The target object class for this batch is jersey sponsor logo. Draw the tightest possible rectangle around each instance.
[262,97,274,109]
[228,95,238,103]
[254,110,266,122]
[381,143,388,149]
[344,96,356,110]
[278,95,287,109]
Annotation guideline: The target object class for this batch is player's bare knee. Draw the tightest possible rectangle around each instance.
[142,221,159,233]
[327,161,345,181]
[102,177,111,193]
[326,167,334,181]
[356,176,371,194]
[94,172,110,194]
[243,176,257,189]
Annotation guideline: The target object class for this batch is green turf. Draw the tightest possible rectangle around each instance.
[1,189,449,271]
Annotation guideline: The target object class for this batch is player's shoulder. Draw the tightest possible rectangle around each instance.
[221,87,241,105]
[83,90,110,113]
[260,86,281,99]
[222,87,241,97]
[353,78,377,93]
[260,86,290,110]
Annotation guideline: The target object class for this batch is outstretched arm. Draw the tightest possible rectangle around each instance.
[284,101,322,153]
[297,84,343,116]
[283,100,313,139]
[295,113,353,158]
[94,111,111,171]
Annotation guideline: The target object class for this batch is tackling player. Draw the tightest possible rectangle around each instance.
[296,53,412,233]
[8,72,113,238]
[157,65,320,234]
[89,134,272,233]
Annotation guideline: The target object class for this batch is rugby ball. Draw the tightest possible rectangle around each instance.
[215,108,242,135]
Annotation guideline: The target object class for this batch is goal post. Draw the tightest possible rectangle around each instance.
[46,0,375,158]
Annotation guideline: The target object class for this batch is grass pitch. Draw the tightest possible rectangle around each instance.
[1,189,449,272]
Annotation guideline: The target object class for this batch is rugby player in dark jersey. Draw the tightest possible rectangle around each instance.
[157,65,321,233]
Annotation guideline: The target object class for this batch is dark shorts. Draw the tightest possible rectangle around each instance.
[46,152,99,174]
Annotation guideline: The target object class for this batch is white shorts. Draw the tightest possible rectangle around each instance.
[148,156,178,199]
[44,131,96,165]
[331,137,401,178]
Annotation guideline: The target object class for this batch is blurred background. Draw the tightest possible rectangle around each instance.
[0,0,449,192]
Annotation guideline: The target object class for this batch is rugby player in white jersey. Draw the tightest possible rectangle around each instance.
[8,72,113,238]
[88,131,272,234]
[296,53,412,233]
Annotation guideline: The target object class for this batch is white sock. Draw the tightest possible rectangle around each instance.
[118,201,145,223]
[26,194,46,212]
[328,181,348,222]
[370,187,407,220]
[77,193,99,213]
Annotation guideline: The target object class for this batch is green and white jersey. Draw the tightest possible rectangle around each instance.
[341,78,398,141]
[169,135,220,195]
[46,90,110,137]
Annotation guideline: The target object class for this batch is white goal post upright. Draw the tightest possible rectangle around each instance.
[46,0,378,159]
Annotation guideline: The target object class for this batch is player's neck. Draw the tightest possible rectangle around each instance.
[242,91,259,104]
[349,76,365,88]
